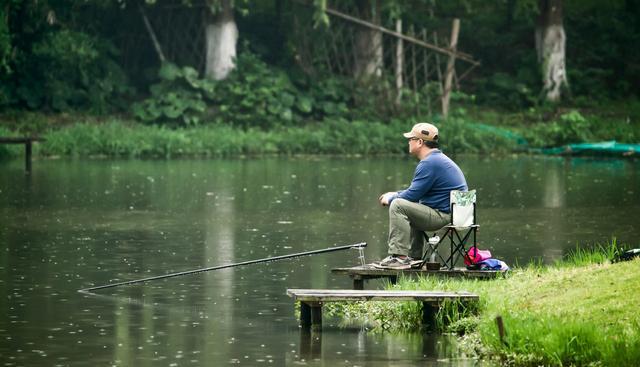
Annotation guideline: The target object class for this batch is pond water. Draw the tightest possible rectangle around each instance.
[1,155,638,366]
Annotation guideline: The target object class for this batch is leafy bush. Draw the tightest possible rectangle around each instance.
[523,110,595,147]
[132,63,211,126]
[16,30,130,112]
[132,51,362,128]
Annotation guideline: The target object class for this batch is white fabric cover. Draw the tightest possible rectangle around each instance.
[451,190,476,227]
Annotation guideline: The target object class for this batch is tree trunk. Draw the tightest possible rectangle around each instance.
[536,0,568,102]
[353,0,382,80]
[205,0,238,80]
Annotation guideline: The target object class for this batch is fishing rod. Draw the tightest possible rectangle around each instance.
[78,242,366,294]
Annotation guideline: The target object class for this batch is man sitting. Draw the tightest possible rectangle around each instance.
[376,122,468,269]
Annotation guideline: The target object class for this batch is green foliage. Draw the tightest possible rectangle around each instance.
[523,109,600,147]
[16,29,130,112]
[35,118,409,157]
[133,51,358,128]
[132,63,210,126]
[211,51,310,127]
[32,114,535,158]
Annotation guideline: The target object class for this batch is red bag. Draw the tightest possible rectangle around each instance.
[464,247,492,266]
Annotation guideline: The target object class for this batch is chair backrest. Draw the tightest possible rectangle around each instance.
[451,190,476,227]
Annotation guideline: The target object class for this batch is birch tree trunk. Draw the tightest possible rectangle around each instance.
[353,0,382,79]
[536,0,568,102]
[205,0,238,80]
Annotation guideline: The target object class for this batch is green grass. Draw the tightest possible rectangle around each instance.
[14,117,519,158]
[2,98,639,158]
[328,240,640,366]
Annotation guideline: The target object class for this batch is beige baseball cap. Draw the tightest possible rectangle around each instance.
[403,122,439,142]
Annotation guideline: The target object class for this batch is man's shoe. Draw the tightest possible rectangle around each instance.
[373,255,412,270]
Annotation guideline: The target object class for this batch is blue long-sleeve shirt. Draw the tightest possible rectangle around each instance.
[389,150,467,213]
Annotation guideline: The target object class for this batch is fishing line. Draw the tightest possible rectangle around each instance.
[78,242,366,294]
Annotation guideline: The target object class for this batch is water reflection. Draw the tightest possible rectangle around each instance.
[0,156,638,366]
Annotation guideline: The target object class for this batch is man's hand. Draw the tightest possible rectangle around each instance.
[379,192,397,206]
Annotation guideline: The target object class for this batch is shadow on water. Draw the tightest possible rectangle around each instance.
[0,156,638,365]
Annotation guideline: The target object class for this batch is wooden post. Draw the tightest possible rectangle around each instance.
[441,19,460,118]
[395,19,404,104]
[410,26,420,115]
[422,29,432,115]
[422,302,436,331]
[496,315,506,344]
[353,277,364,290]
[300,302,311,327]
[433,32,444,102]
[322,5,478,64]
[25,140,33,174]
[139,3,166,63]
[311,303,322,327]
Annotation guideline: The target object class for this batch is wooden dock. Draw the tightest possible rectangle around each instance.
[0,137,45,173]
[332,264,505,289]
[287,288,479,330]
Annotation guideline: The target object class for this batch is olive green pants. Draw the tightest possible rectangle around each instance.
[387,198,451,258]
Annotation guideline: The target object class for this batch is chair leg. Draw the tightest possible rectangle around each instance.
[444,227,477,269]
[420,230,448,266]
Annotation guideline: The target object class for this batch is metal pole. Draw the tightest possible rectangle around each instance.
[79,242,367,293]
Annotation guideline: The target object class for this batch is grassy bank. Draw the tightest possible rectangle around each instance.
[0,117,520,158]
[1,100,639,158]
[327,242,640,366]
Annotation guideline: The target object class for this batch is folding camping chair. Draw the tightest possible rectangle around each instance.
[420,190,478,270]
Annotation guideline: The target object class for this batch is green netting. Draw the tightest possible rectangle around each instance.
[467,122,529,146]
[540,141,640,156]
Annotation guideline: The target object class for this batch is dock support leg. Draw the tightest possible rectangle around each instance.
[25,141,32,174]
[422,302,437,332]
[390,275,397,285]
[311,303,322,328]
[300,302,311,327]
[353,278,364,290]
[300,302,322,329]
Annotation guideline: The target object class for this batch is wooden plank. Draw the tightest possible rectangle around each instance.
[0,137,45,144]
[0,137,46,174]
[320,4,479,65]
[288,289,479,330]
[331,265,503,278]
[287,289,478,303]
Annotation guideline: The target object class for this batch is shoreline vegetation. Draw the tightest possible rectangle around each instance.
[325,241,640,366]
[1,101,639,159]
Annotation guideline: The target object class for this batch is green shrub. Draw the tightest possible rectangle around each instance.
[522,110,589,147]
[133,52,331,128]
[132,63,211,127]
[17,30,130,112]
